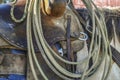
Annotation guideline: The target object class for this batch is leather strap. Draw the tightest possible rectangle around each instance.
[111,46,120,67]
[0,53,26,75]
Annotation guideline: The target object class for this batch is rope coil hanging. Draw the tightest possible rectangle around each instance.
[9,0,113,80]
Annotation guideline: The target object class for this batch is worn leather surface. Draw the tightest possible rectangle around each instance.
[27,52,64,80]
[111,46,120,67]
[0,18,27,49]
[0,53,26,75]
[0,36,10,47]
[26,7,85,80]
[0,3,120,80]
[0,4,27,49]
[77,9,120,67]
[0,4,84,51]
[0,4,85,79]
[76,9,120,42]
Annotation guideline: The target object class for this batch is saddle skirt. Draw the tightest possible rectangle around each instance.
[0,4,84,52]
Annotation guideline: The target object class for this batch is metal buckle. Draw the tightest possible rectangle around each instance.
[78,32,88,41]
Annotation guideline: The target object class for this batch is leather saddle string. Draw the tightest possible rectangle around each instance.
[66,15,76,72]
[66,15,71,61]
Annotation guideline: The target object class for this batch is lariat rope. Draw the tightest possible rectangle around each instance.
[9,0,112,80]
[10,0,28,23]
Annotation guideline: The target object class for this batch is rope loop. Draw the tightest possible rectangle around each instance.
[10,0,28,23]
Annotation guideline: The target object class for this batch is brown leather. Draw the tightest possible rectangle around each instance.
[0,4,84,52]
[0,53,4,64]
[26,52,64,80]
[0,53,26,75]
[0,4,84,79]
[26,7,85,79]
[111,46,120,67]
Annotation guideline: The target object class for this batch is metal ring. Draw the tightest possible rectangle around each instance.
[78,32,88,41]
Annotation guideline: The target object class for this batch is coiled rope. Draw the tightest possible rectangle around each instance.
[10,0,113,80]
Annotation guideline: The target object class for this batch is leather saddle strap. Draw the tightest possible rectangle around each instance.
[0,53,26,75]
[111,46,120,67]
[66,15,71,61]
